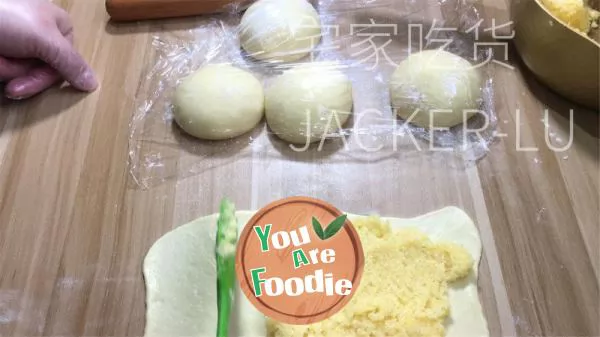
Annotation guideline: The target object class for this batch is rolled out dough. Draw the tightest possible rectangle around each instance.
[143,207,489,337]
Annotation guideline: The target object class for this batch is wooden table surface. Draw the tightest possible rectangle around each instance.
[0,0,598,336]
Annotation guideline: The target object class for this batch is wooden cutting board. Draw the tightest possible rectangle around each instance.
[106,0,251,21]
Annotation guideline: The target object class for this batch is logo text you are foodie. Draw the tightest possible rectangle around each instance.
[250,215,353,298]
[236,197,364,324]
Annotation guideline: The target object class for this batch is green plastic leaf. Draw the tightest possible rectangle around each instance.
[323,214,348,240]
[312,217,325,240]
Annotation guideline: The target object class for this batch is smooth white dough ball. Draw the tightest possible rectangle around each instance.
[239,0,322,62]
[173,64,264,140]
[265,64,353,144]
[390,50,483,128]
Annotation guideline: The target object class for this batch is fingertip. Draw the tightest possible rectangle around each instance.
[73,69,99,92]
[5,91,33,101]
[5,67,61,100]
[5,82,35,100]
[36,36,98,93]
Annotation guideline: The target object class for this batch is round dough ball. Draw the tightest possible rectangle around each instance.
[239,0,322,62]
[173,64,264,140]
[265,64,353,144]
[390,50,483,128]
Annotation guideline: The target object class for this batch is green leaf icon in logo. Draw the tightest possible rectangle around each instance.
[312,217,325,240]
[312,214,348,240]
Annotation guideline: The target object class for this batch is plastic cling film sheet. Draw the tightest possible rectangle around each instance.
[128,0,498,189]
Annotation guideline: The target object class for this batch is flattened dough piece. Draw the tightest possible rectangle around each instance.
[143,207,488,337]
[143,212,266,337]
[382,207,488,337]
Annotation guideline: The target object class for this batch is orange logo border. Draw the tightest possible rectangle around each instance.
[235,196,365,325]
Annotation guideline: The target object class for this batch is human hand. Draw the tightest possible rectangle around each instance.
[0,0,98,99]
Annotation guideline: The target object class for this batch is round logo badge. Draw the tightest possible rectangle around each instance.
[235,197,365,325]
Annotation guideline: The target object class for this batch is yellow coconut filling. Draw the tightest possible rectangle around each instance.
[540,0,600,33]
[267,216,474,337]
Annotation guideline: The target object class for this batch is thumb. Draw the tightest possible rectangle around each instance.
[34,33,98,92]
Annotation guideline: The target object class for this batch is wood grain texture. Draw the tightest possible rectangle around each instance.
[0,0,598,336]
